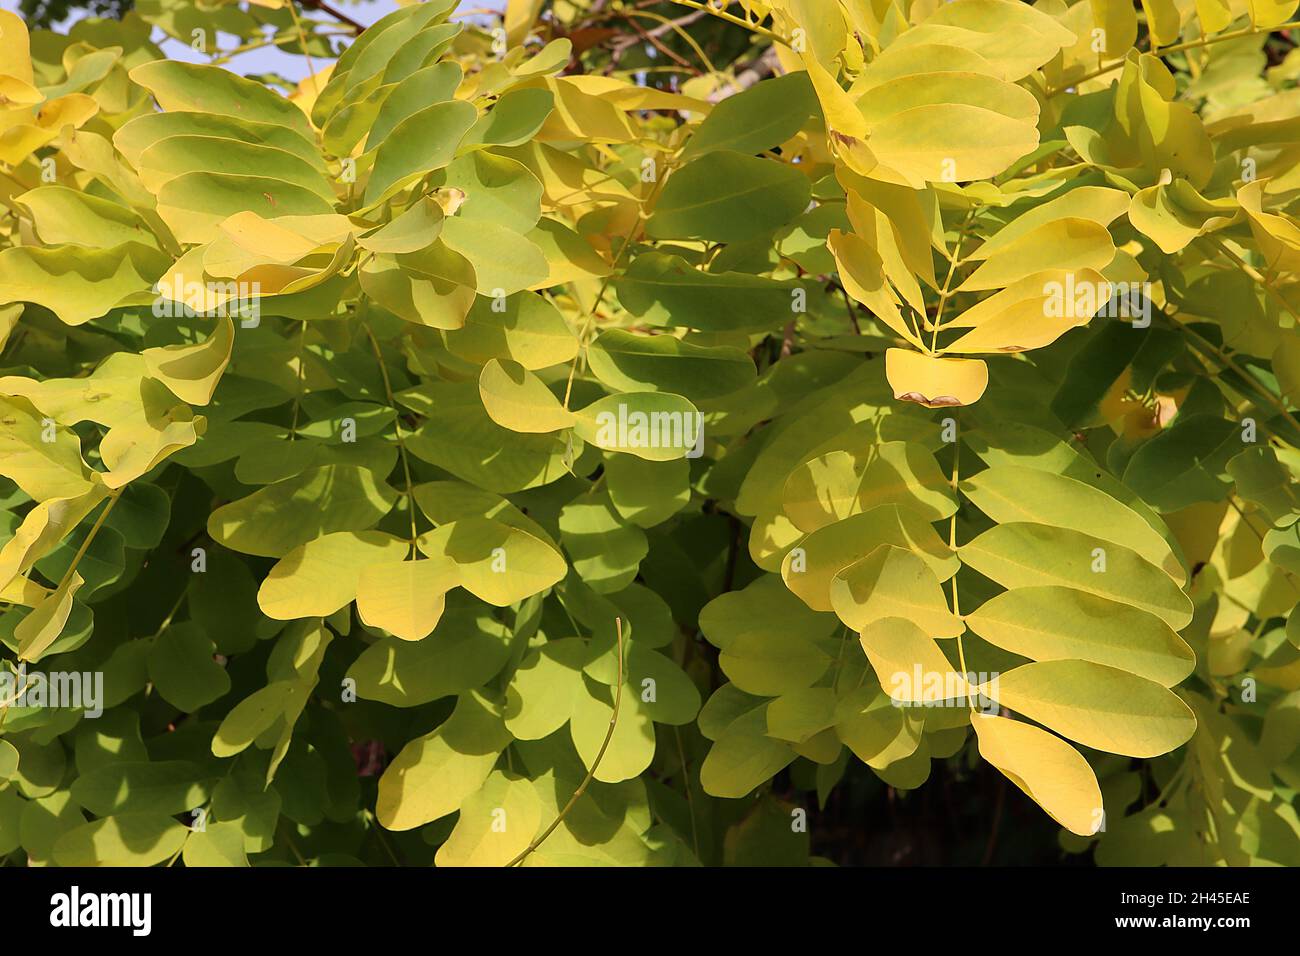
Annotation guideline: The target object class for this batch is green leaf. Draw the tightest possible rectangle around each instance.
[182,821,249,867]
[605,454,689,528]
[376,692,511,831]
[616,252,801,334]
[406,383,573,493]
[1121,414,1238,512]
[680,72,816,160]
[441,217,549,295]
[571,392,701,461]
[137,136,334,202]
[700,705,796,799]
[462,87,556,150]
[647,151,811,242]
[364,99,479,206]
[16,186,158,250]
[700,575,838,696]
[505,637,589,739]
[350,600,513,707]
[53,812,189,866]
[443,292,577,370]
[115,110,324,172]
[156,172,334,245]
[586,330,755,402]
[207,465,399,558]
[129,60,315,139]
[147,622,232,712]
[71,760,211,816]
[558,495,648,593]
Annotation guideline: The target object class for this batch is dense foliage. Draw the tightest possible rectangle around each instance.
[1,0,1300,867]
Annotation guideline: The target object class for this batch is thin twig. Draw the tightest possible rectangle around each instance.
[666,0,786,44]
[1047,20,1300,96]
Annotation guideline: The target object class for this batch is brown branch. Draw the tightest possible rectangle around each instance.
[620,17,699,73]
[301,0,365,33]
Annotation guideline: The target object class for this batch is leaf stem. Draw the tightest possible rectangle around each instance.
[362,323,421,552]
[505,617,625,867]
[947,425,975,714]
[672,725,702,861]
[285,0,317,79]
[930,210,978,353]
[1164,309,1300,435]
[287,319,309,440]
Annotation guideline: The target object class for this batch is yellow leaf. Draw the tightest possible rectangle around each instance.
[417,517,567,606]
[1248,0,1300,28]
[1138,0,1182,47]
[866,103,1039,187]
[831,544,965,637]
[0,395,95,500]
[477,359,574,433]
[827,229,923,347]
[143,315,234,406]
[377,692,511,831]
[859,617,974,705]
[1129,173,1238,254]
[957,219,1116,292]
[258,531,409,620]
[0,10,35,86]
[0,485,107,593]
[355,558,457,641]
[16,571,84,662]
[505,0,544,46]
[885,348,989,407]
[973,714,1104,836]
[980,660,1197,757]
[435,771,542,866]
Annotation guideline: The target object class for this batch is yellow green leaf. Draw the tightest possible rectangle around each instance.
[964,586,1195,686]
[981,660,1196,757]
